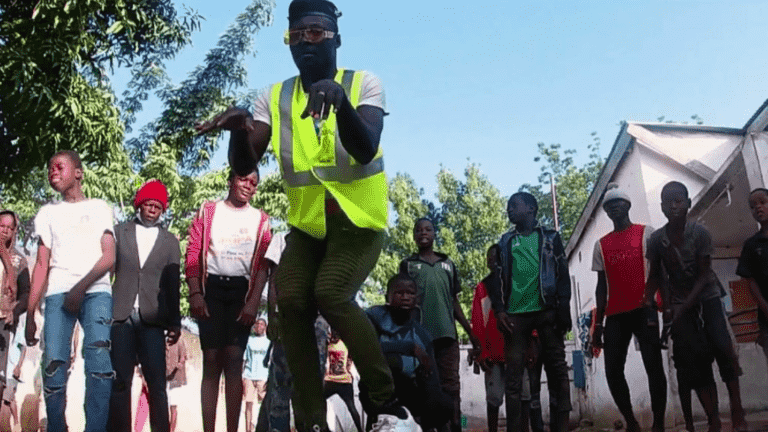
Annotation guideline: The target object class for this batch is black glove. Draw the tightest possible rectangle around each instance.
[556,305,572,334]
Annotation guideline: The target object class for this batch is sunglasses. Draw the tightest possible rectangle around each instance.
[284,27,336,45]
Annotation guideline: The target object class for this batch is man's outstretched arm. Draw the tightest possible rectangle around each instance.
[195,108,271,176]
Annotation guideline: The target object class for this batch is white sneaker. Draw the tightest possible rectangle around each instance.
[369,407,421,432]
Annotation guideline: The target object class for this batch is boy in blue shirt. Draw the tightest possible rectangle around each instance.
[364,274,452,431]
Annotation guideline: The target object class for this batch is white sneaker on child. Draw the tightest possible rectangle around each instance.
[369,407,421,432]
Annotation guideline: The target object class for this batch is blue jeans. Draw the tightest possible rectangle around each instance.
[43,292,113,432]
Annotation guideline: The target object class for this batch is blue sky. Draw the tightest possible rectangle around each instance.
[123,0,768,200]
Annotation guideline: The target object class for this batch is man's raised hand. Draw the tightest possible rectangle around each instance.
[301,79,345,121]
[195,106,255,135]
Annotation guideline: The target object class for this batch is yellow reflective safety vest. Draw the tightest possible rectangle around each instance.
[270,69,388,239]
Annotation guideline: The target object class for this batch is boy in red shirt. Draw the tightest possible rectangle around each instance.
[591,184,666,432]
[470,245,506,432]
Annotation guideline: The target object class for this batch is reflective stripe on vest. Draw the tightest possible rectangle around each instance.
[270,69,388,238]
[276,69,385,187]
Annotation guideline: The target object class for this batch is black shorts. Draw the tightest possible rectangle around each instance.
[197,274,250,351]
[700,297,742,382]
[671,303,715,390]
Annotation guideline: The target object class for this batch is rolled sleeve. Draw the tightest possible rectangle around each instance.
[694,225,714,258]
[33,207,52,248]
[264,233,285,266]
[251,86,272,126]
[591,240,604,272]
[451,261,461,298]
[358,72,386,112]
[96,202,115,236]
[184,209,205,279]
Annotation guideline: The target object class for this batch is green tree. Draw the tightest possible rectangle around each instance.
[126,0,275,174]
[519,134,604,243]
[0,0,202,186]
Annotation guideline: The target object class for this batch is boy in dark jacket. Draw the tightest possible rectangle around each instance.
[365,274,452,431]
[109,180,181,432]
[487,192,572,432]
[737,188,768,372]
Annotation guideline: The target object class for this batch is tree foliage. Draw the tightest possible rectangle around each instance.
[0,0,202,186]
[125,0,275,174]
[519,134,604,244]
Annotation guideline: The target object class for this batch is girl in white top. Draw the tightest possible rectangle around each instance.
[185,166,271,432]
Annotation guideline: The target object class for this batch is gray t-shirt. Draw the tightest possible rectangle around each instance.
[251,70,386,126]
[645,222,722,305]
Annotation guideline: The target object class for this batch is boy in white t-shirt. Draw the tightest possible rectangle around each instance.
[25,150,116,432]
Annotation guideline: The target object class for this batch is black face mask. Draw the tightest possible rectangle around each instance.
[288,15,339,75]
[290,36,337,73]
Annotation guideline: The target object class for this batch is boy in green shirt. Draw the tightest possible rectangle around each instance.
[487,192,572,432]
[400,218,479,432]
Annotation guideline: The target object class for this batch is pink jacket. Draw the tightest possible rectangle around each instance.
[185,201,272,302]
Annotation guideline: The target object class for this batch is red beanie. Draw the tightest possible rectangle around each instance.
[134,180,169,210]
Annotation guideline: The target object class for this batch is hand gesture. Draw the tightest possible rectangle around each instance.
[413,344,432,376]
[301,79,346,120]
[555,305,572,335]
[495,311,514,336]
[63,287,85,315]
[195,106,255,135]
[6,275,17,300]
[467,346,482,366]
[669,304,686,327]
[236,302,258,327]
[189,294,210,320]
[591,324,604,351]
[25,314,38,347]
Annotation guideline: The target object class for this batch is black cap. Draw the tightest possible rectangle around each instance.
[288,0,341,24]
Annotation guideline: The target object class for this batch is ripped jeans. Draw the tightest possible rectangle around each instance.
[43,292,113,432]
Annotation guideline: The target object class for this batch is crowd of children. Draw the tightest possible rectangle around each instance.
[5,152,766,432]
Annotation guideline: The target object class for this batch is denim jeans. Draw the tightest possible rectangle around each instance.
[43,292,113,432]
[108,310,168,432]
